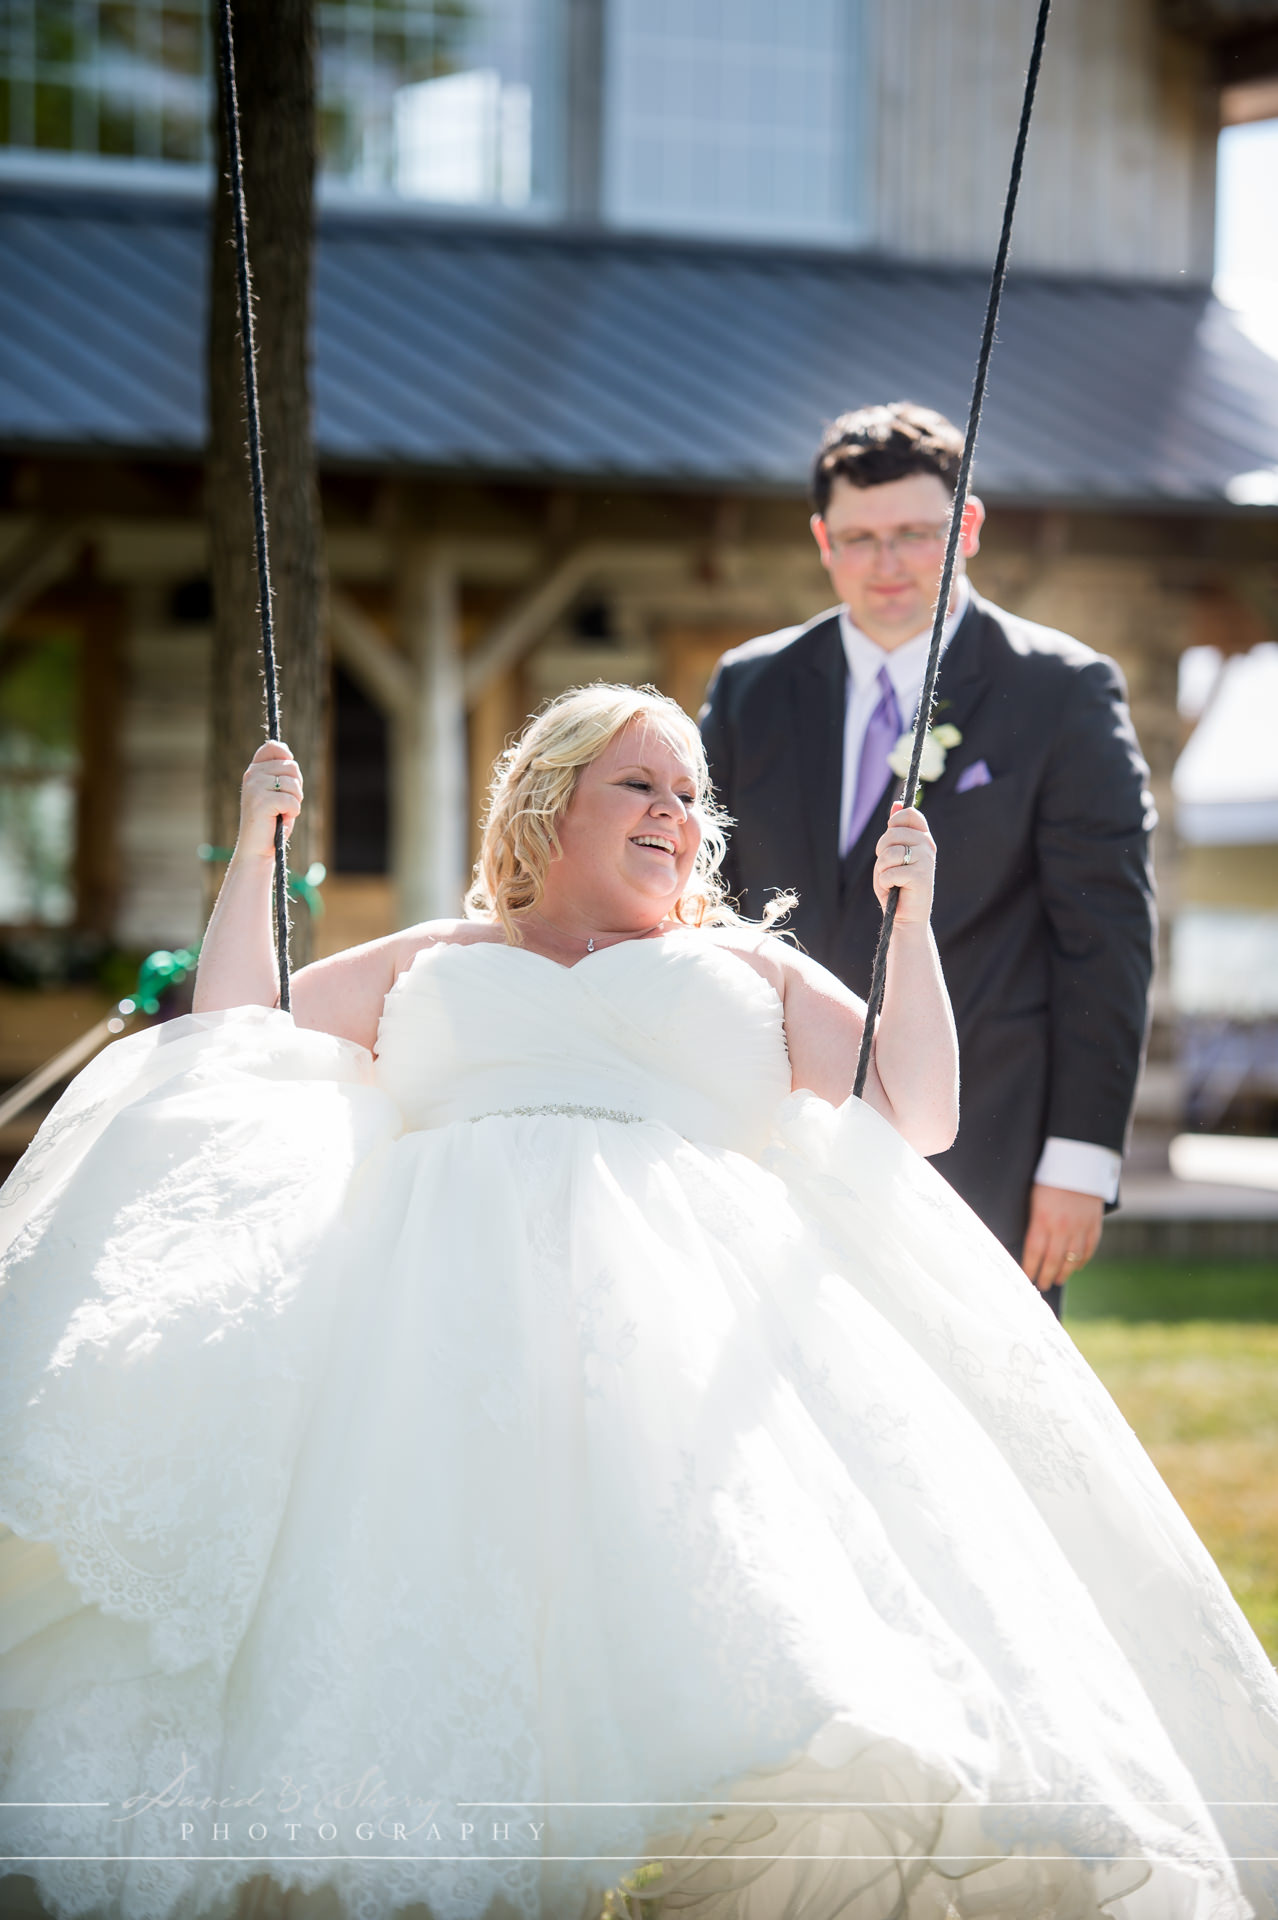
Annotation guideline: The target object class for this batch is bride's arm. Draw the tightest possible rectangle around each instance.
[774,803,959,1156]
[192,738,414,1050]
[192,741,305,1016]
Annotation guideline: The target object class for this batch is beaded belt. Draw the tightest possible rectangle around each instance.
[470,1103,645,1125]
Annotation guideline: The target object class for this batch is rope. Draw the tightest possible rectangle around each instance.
[214,0,292,1012]
[852,0,1052,1100]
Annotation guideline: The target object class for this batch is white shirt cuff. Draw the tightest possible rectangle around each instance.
[1032,1137,1122,1203]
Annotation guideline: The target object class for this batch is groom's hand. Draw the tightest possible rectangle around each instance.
[1022,1184,1104,1294]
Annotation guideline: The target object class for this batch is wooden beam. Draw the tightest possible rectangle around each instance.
[463,541,691,707]
[344,539,699,925]
[463,546,599,706]
[327,584,413,713]
[0,519,86,633]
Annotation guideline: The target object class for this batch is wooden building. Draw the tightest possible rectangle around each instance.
[2,0,1278,1154]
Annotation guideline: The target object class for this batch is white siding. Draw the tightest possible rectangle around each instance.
[868,0,1217,278]
[114,616,210,951]
[603,0,866,241]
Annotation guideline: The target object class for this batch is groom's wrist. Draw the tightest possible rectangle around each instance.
[1033,1137,1121,1203]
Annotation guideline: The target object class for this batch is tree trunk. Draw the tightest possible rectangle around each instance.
[206,0,324,968]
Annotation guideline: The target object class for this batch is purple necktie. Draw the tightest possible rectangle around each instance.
[845,665,902,853]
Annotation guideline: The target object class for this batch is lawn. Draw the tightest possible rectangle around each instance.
[1064,1260,1278,1661]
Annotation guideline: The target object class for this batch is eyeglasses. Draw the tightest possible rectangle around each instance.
[821,522,951,565]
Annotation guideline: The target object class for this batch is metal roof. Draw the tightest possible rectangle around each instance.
[3,183,1278,506]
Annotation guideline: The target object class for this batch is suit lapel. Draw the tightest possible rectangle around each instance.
[922,591,994,784]
[787,613,847,914]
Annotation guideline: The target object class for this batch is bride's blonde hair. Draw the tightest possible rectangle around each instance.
[464,682,796,945]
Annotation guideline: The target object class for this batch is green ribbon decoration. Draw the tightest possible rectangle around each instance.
[121,946,203,1017]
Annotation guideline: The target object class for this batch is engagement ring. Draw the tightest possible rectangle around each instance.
[274,777,281,790]
[900,847,913,865]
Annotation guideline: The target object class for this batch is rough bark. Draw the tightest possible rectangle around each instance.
[206,0,325,967]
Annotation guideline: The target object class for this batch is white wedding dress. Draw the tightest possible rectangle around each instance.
[2,929,1277,1920]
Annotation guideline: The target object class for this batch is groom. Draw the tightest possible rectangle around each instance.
[699,402,1157,1316]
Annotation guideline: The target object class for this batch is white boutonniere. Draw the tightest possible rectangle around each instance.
[887,722,962,785]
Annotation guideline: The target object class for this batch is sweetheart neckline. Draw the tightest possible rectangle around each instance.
[384,927,786,1025]
[484,928,694,974]
[400,924,710,981]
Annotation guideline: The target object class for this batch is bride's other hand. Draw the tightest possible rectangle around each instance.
[872,801,936,923]
[238,740,303,859]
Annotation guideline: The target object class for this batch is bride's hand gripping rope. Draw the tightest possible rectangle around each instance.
[872,800,936,925]
[238,740,304,862]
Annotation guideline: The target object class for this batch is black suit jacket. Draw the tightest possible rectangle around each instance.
[699,589,1157,1255]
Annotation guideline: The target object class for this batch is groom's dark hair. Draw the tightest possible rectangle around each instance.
[812,402,964,514]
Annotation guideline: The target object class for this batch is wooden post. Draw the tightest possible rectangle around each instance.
[395,543,467,926]
[206,0,325,967]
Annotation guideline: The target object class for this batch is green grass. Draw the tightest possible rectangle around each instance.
[1064,1257,1278,1322]
[1066,1268,1278,1660]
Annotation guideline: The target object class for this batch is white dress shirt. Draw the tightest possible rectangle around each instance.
[835,573,1120,1205]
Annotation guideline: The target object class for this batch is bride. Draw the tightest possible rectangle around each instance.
[1,682,1277,1920]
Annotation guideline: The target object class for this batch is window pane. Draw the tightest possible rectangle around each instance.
[332,665,389,873]
[33,1,76,67]
[33,79,74,150]
[0,779,76,925]
[0,634,80,928]
[318,0,551,209]
[163,6,205,76]
[0,0,209,161]
[603,0,860,242]
[0,0,558,212]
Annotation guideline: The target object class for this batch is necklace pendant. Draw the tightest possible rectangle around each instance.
[586,937,595,952]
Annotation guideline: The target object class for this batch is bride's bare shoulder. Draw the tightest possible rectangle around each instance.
[694,925,863,1017]
[389,917,505,974]
[691,925,791,999]
[288,917,501,1050]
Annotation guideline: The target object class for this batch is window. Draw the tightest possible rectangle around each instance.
[603,0,863,243]
[0,1,208,164]
[319,0,550,208]
[332,664,389,873]
[0,0,558,212]
[1214,116,1278,374]
[0,632,79,928]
